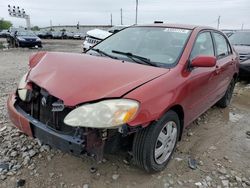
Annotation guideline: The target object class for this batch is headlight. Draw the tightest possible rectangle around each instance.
[36,38,41,41]
[17,73,28,101]
[64,99,139,128]
[17,37,25,41]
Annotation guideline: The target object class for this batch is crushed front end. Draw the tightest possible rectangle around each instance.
[7,83,136,161]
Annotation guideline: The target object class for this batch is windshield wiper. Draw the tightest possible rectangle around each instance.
[112,50,158,67]
[91,48,117,59]
[234,44,250,46]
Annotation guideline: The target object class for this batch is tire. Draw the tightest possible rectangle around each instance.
[216,78,236,108]
[132,110,180,173]
[15,40,19,48]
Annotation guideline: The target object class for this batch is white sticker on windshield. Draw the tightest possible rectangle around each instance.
[164,28,189,33]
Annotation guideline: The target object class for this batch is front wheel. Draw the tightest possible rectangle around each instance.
[216,78,236,108]
[132,110,180,173]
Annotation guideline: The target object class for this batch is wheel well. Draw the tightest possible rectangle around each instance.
[169,105,184,141]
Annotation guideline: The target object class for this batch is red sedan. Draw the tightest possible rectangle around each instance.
[7,24,239,172]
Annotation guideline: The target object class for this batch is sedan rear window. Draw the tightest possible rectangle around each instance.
[91,27,191,67]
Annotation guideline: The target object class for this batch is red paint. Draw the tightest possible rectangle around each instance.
[29,51,47,68]
[8,24,239,136]
[191,56,216,68]
[28,52,168,106]
[7,94,33,137]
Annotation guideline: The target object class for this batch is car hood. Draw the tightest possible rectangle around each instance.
[86,29,112,40]
[233,45,250,54]
[28,52,169,106]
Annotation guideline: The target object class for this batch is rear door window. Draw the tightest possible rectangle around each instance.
[213,32,231,58]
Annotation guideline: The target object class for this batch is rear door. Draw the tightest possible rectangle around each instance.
[211,32,234,103]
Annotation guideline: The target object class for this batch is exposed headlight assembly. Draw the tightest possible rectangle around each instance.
[64,99,139,128]
[17,73,31,101]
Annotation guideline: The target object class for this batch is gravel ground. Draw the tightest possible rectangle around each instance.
[0,38,250,188]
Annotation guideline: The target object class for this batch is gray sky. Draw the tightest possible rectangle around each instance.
[0,0,249,29]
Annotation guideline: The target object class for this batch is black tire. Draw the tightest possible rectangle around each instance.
[216,78,236,108]
[132,110,180,173]
[15,40,19,48]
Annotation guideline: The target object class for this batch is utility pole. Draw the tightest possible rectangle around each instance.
[241,23,244,30]
[110,13,113,26]
[50,20,52,31]
[135,0,138,24]
[217,16,221,29]
[120,8,123,25]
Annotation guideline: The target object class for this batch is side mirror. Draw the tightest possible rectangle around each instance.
[191,56,216,68]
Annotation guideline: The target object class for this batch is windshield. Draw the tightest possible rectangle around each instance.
[17,31,36,36]
[89,27,191,67]
[229,32,250,46]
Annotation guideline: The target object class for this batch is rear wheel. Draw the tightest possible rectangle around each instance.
[216,78,236,108]
[132,110,180,173]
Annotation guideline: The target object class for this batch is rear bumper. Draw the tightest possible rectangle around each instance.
[7,94,85,155]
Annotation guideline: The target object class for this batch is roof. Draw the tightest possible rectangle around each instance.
[136,23,215,30]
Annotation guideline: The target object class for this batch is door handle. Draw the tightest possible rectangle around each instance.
[215,65,220,75]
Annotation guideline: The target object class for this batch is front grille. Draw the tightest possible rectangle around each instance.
[86,37,101,44]
[239,53,250,62]
[16,85,76,136]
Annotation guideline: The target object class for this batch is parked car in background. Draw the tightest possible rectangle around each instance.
[82,29,112,52]
[82,26,129,52]
[36,31,53,39]
[107,25,129,34]
[229,31,250,78]
[43,31,53,39]
[0,30,10,38]
[52,31,63,39]
[73,32,84,40]
[7,30,42,48]
[8,23,239,172]
[64,31,74,39]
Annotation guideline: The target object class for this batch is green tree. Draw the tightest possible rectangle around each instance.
[0,19,12,30]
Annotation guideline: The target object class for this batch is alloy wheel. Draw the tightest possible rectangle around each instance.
[154,121,178,164]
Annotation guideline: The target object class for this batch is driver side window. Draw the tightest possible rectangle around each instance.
[190,32,214,60]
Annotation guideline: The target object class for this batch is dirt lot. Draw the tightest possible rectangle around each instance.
[0,38,250,188]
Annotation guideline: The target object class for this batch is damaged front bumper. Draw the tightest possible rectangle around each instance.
[7,94,111,161]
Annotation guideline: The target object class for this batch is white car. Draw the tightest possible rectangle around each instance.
[82,25,129,52]
[82,29,111,52]
[73,33,84,40]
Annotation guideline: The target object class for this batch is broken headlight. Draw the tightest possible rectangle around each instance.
[64,99,139,128]
[17,73,29,101]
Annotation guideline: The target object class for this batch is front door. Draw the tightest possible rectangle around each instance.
[184,31,217,124]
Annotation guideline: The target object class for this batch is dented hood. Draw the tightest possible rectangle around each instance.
[28,52,169,106]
